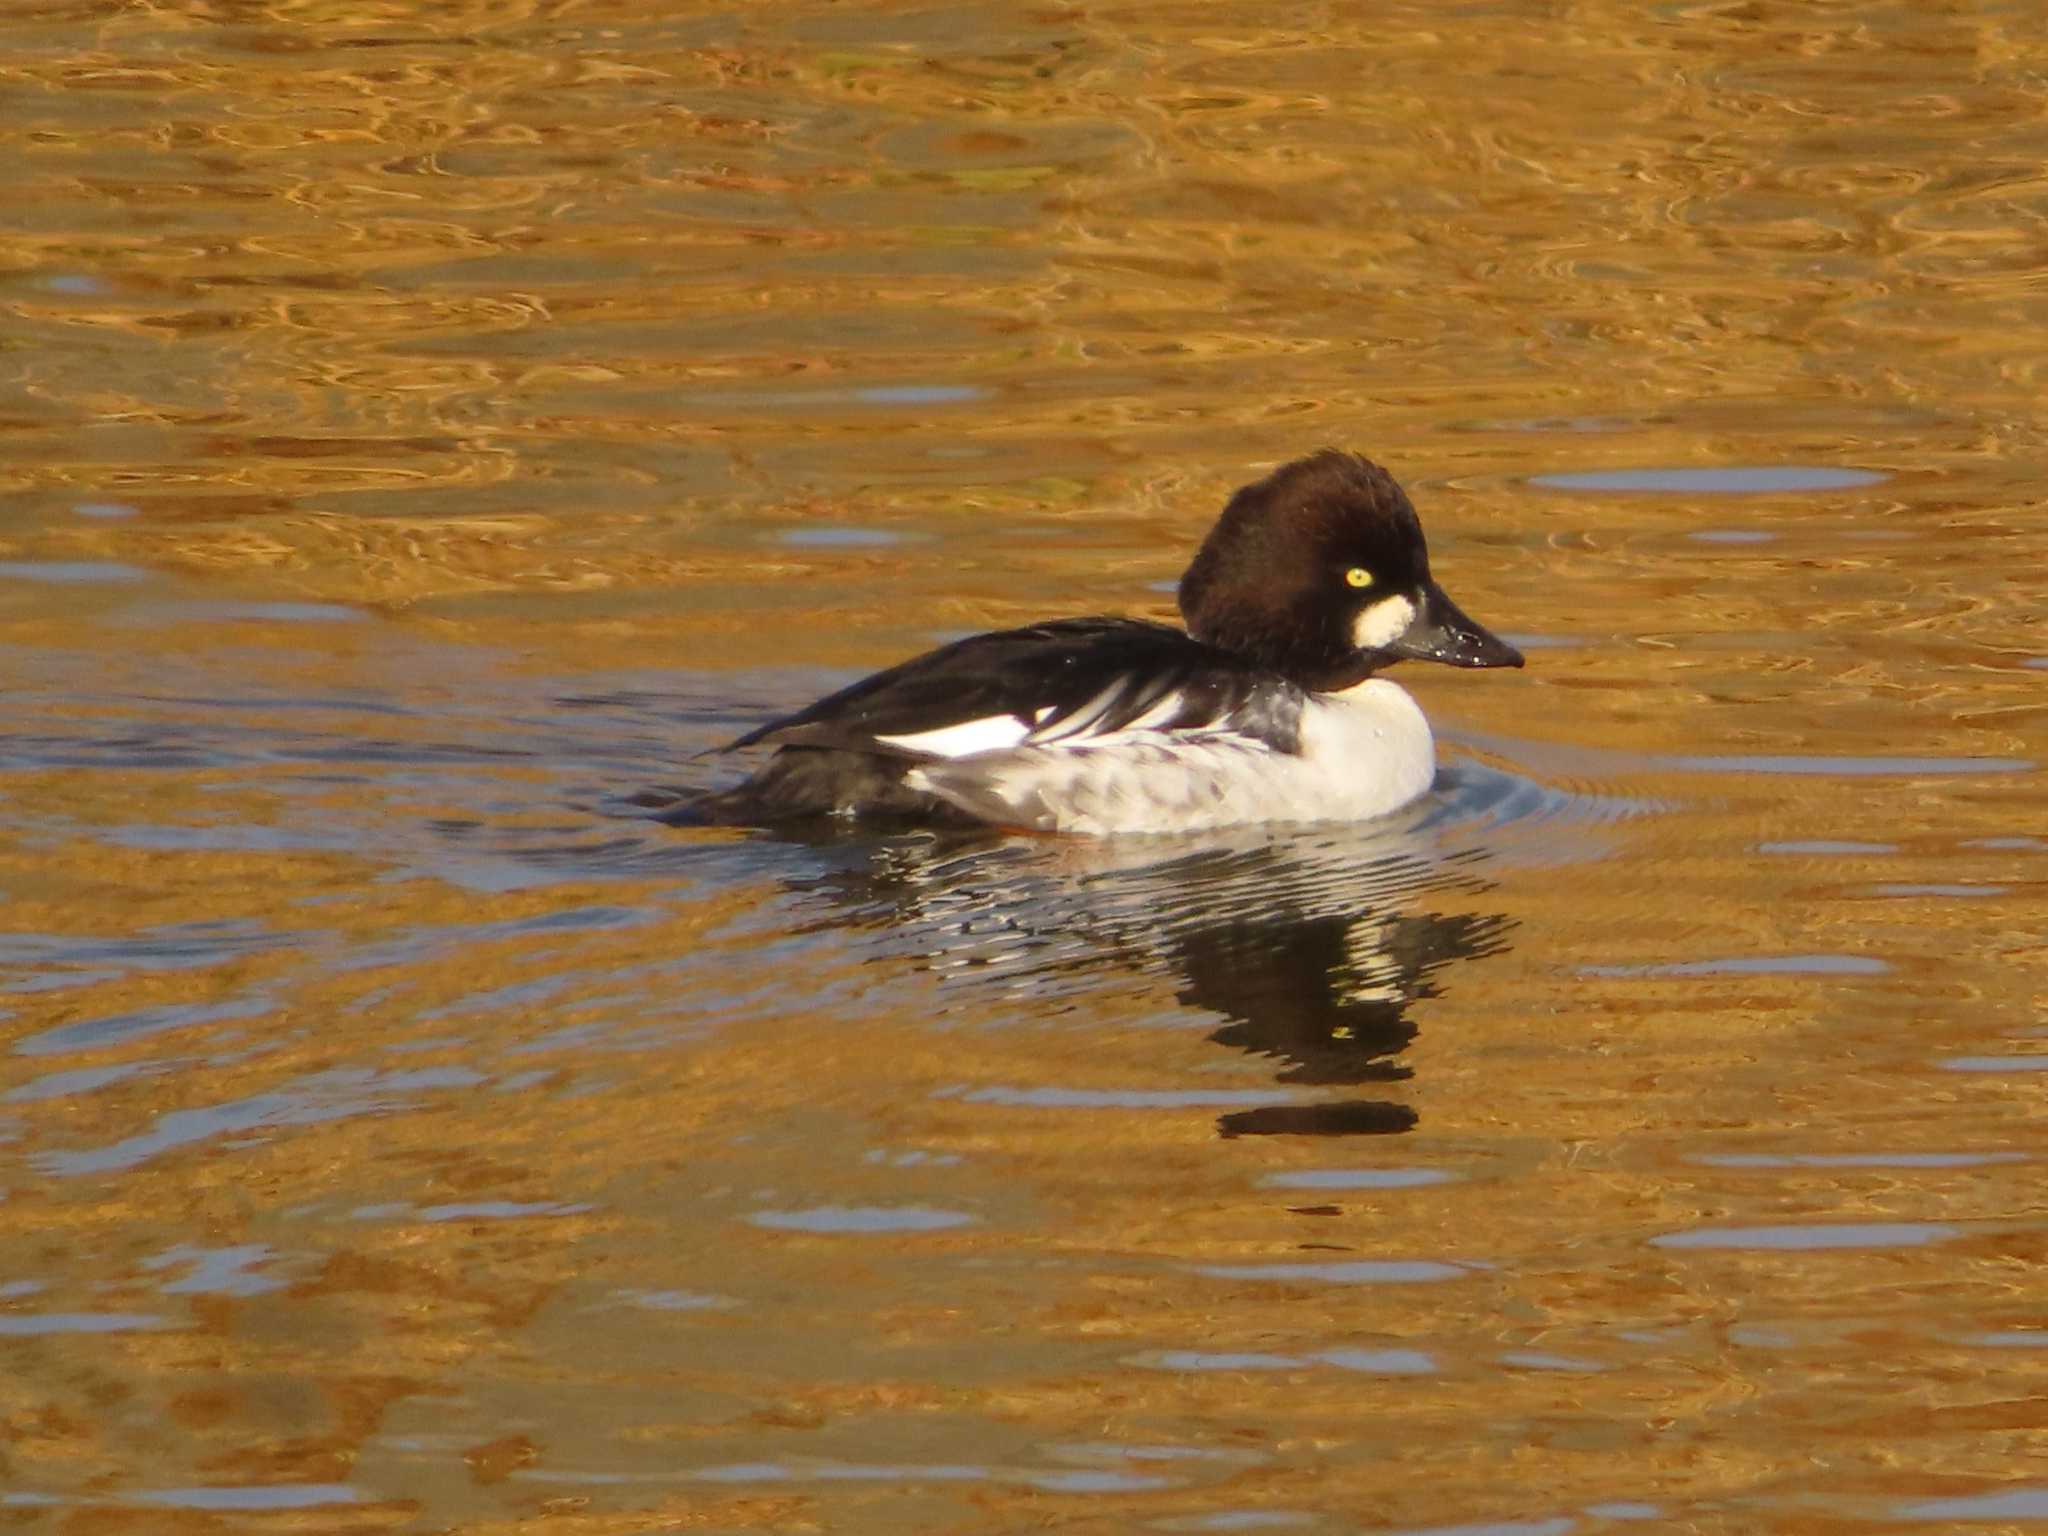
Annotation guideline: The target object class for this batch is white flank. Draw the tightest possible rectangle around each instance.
[1350,593,1418,652]
[874,713,1030,758]
[905,679,1435,836]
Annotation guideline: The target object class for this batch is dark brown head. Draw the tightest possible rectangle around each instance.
[1177,450,1524,691]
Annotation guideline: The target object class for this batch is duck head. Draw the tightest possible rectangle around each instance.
[1177,450,1525,692]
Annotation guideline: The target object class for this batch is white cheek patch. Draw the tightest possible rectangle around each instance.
[875,714,1030,758]
[1350,592,1418,651]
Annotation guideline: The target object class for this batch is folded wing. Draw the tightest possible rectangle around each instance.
[728,618,1301,761]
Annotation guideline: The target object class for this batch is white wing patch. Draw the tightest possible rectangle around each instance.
[1029,679,1204,746]
[1111,689,1189,733]
[874,713,1031,758]
[1028,678,1136,744]
[871,680,1199,762]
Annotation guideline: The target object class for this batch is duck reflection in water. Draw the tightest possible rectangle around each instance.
[1184,903,1511,1137]
[743,785,1519,1138]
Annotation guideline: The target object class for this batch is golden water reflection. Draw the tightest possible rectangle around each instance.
[2,0,2047,1530]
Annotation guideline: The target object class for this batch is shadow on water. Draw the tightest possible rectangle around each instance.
[614,756,1618,1137]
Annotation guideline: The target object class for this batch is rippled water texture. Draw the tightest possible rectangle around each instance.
[2,2,2046,1531]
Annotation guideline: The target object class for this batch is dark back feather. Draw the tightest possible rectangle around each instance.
[727,617,1291,758]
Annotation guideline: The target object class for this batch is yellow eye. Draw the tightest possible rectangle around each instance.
[1344,567,1374,589]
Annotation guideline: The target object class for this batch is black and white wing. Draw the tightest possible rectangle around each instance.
[725,617,1302,761]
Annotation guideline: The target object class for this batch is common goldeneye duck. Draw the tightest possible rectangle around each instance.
[680,449,1524,835]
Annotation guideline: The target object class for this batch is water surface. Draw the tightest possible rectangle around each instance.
[1,1,2045,1531]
